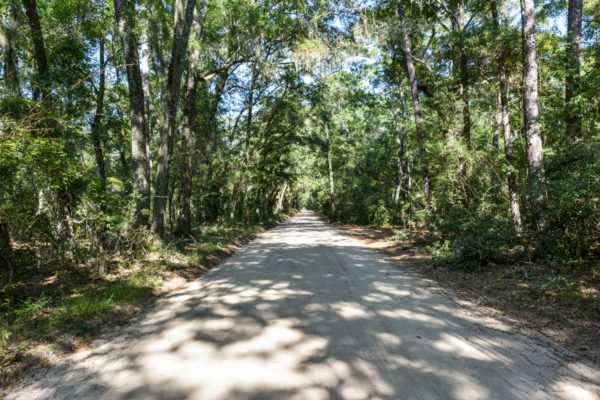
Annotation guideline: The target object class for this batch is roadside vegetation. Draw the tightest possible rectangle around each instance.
[0,220,278,384]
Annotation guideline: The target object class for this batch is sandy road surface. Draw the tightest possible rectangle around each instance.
[5,211,599,399]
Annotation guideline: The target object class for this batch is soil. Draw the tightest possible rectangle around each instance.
[336,224,600,363]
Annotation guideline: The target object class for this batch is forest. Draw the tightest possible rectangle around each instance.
[0,0,599,378]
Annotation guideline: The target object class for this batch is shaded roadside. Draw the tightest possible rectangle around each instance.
[336,224,600,363]
[0,218,286,389]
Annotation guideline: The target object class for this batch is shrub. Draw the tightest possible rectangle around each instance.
[542,143,600,260]
[431,206,518,270]
[368,200,391,227]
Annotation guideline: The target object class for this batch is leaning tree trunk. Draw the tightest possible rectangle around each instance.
[274,182,288,214]
[520,0,545,231]
[492,0,523,234]
[153,0,198,237]
[397,0,431,208]
[565,0,583,140]
[114,0,152,227]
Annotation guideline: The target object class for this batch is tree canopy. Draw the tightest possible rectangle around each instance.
[1,0,599,273]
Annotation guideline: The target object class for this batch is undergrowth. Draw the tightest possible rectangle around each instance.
[0,220,279,374]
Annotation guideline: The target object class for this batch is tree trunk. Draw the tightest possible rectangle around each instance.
[114,0,152,227]
[114,66,130,179]
[397,0,431,208]
[117,123,129,177]
[325,122,335,215]
[91,36,107,191]
[210,71,228,149]
[89,35,109,246]
[175,0,208,237]
[492,0,523,234]
[493,91,501,151]
[0,221,12,278]
[140,39,153,173]
[22,0,74,245]
[139,10,152,128]
[230,180,240,221]
[153,0,197,237]
[393,135,404,205]
[3,0,20,96]
[392,87,411,206]
[399,88,412,205]
[520,0,545,230]
[565,0,583,139]
[22,0,50,101]
[139,6,153,173]
[274,182,288,214]
[244,63,259,159]
[451,0,471,144]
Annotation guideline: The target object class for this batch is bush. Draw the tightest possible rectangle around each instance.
[431,206,518,270]
[542,143,600,260]
[368,200,391,227]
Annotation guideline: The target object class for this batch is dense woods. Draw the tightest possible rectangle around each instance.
[0,0,599,371]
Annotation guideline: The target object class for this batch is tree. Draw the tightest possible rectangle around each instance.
[520,0,546,231]
[397,0,431,208]
[3,0,20,96]
[324,121,335,214]
[153,0,198,237]
[22,0,49,101]
[492,0,522,233]
[2,0,598,302]
[450,0,471,144]
[565,0,583,139]
[175,0,209,237]
[114,0,152,227]
[91,34,107,191]
[392,87,412,215]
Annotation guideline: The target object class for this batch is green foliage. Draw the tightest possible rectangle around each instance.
[50,295,115,333]
[430,206,518,270]
[542,143,600,259]
[368,200,392,227]
[13,295,51,322]
[0,216,267,366]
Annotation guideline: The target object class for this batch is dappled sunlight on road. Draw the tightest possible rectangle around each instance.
[7,211,599,400]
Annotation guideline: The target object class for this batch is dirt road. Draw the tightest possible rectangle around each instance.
[5,211,599,399]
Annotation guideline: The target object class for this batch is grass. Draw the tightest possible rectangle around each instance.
[0,220,276,381]
[0,267,162,363]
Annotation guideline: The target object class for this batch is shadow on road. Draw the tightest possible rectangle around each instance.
[8,212,599,400]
